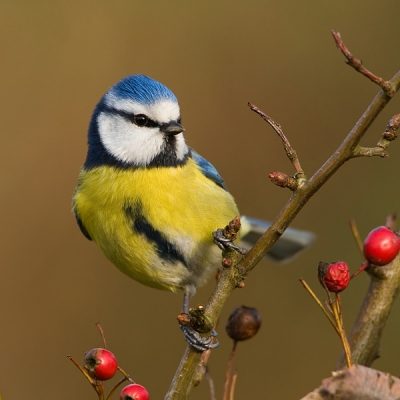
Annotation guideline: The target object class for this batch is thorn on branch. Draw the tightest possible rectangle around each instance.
[331,30,395,97]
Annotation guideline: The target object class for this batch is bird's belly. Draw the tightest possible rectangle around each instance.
[74,162,239,292]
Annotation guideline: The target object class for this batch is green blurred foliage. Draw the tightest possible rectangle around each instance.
[0,1,399,399]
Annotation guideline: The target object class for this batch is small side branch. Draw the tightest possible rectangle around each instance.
[248,102,305,176]
[332,30,396,97]
[353,146,388,158]
[352,113,400,158]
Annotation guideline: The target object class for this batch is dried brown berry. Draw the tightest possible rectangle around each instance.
[225,306,261,342]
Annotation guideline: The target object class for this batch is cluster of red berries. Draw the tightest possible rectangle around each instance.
[84,348,149,400]
[320,226,400,293]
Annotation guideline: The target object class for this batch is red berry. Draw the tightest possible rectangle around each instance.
[363,226,400,266]
[84,348,118,381]
[319,261,350,293]
[120,383,150,400]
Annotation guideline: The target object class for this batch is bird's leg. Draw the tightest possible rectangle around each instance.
[182,290,190,314]
[178,288,219,352]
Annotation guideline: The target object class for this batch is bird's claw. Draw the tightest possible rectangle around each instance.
[212,229,248,255]
[180,325,219,352]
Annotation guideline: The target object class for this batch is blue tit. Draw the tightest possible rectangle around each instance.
[73,75,314,349]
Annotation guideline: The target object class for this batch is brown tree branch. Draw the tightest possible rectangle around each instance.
[332,30,396,96]
[165,32,400,399]
[239,66,400,277]
[336,253,400,369]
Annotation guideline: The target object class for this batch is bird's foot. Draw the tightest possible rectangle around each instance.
[177,306,219,352]
[180,325,219,351]
[213,228,248,255]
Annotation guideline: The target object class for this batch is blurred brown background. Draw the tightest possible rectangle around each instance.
[1,1,400,399]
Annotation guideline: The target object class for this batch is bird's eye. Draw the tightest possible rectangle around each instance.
[133,114,149,127]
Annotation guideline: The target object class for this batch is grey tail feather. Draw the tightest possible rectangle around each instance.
[240,216,315,263]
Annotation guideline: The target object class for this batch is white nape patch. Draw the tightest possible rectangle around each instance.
[98,96,188,165]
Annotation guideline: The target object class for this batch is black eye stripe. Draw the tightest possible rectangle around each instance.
[132,114,159,128]
[102,106,160,128]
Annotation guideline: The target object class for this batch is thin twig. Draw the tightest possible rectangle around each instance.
[223,341,238,400]
[229,371,238,400]
[205,367,217,400]
[248,103,304,175]
[67,355,95,385]
[351,262,369,279]
[67,355,105,399]
[299,279,340,336]
[331,30,395,96]
[349,218,364,257]
[117,366,135,383]
[331,300,352,368]
[334,293,352,367]
[106,377,130,400]
[95,322,107,349]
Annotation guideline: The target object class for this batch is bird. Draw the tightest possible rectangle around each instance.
[73,74,314,350]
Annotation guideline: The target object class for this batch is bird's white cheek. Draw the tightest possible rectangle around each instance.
[174,134,188,161]
[98,113,164,166]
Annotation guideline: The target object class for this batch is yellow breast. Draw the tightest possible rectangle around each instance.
[73,158,239,292]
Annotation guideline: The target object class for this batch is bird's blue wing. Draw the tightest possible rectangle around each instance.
[190,148,228,191]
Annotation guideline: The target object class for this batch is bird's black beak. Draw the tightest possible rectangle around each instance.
[160,121,185,136]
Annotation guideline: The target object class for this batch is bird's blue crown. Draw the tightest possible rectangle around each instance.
[107,75,178,105]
